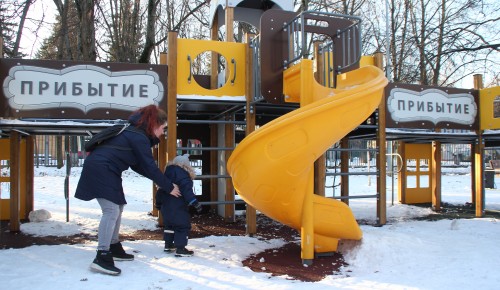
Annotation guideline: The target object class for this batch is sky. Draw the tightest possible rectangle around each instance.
[1,165,499,289]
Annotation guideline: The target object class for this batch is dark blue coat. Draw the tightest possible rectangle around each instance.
[156,165,196,227]
[75,123,174,205]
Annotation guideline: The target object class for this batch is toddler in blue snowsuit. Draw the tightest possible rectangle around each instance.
[156,154,202,256]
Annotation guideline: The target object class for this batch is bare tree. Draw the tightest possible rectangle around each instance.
[36,1,80,60]
[12,0,33,57]
[360,0,499,86]
[93,0,208,63]
[53,0,74,60]
[389,0,416,83]
[74,0,96,61]
[1,0,34,58]
[137,0,158,63]
[407,0,499,86]
[96,0,142,62]
[0,1,18,57]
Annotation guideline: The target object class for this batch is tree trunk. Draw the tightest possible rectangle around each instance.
[74,0,96,61]
[432,0,446,86]
[13,0,33,57]
[138,0,157,63]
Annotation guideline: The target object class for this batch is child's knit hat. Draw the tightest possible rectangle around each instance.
[173,154,190,167]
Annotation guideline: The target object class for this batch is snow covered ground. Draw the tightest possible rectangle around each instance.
[1,166,499,290]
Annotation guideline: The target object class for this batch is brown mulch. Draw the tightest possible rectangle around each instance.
[242,242,348,282]
[0,212,346,282]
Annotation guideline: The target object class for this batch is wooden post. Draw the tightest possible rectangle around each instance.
[25,136,35,218]
[474,137,484,217]
[224,115,235,222]
[340,138,349,205]
[374,52,386,225]
[398,142,407,204]
[313,42,326,197]
[159,52,168,166]
[210,15,219,90]
[153,52,169,219]
[223,6,235,222]
[209,10,219,212]
[244,33,257,235]
[10,131,21,232]
[164,31,178,225]
[471,74,483,203]
[471,145,476,203]
[431,141,442,210]
[210,124,218,211]
[152,138,160,220]
[373,52,384,70]
[167,31,178,163]
[225,7,234,42]
[224,6,234,85]
[473,74,483,90]
[473,74,484,217]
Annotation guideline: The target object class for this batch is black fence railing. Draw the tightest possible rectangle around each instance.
[30,137,476,169]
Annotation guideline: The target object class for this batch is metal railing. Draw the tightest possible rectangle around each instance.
[29,138,476,168]
[282,11,362,70]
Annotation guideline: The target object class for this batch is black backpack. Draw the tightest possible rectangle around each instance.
[84,123,132,152]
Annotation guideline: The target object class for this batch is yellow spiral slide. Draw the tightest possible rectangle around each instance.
[227,59,388,262]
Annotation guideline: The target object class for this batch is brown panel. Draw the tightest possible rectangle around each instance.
[260,10,361,103]
[385,82,479,130]
[0,58,168,120]
[260,9,297,103]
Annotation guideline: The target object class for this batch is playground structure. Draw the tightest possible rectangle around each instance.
[1,0,500,265]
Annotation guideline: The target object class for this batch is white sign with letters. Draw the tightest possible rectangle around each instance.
[387,88,477,125]
[2,64,164,113]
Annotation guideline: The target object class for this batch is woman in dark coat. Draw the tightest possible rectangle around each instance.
[75,105,180,276]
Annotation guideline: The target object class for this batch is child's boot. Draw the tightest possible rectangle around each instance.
[175,247,194,257]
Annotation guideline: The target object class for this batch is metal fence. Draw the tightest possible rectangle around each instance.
[32,136,478,169]
[327,141,472,168]
[32,135,205,169]
[33,135,86,168]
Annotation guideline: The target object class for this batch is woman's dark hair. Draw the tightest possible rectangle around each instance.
[133,105,167,137]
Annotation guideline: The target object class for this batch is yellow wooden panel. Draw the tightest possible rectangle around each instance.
[480,86,500,130]
[400,143,433,204]
[0,138,28,220]
[177,39,246,97]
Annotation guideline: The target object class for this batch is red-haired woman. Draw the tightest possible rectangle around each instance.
[75,105,180,276]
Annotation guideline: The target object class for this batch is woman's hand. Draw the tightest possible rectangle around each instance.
[169,184,181,197]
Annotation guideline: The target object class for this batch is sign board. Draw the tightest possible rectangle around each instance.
[0,59,168,119]
[385,83,479,130]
